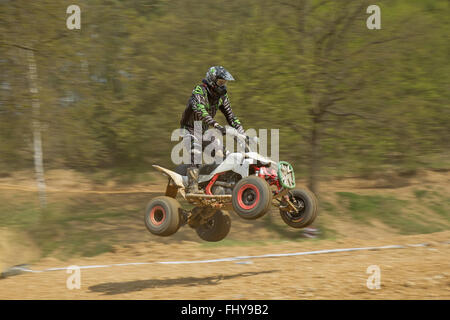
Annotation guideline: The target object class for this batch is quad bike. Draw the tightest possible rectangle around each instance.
[144,127,319,242]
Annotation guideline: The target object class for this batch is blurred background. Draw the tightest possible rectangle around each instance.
[0,0,449,263]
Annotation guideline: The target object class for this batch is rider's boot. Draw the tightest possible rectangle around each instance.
[186,166,201,194]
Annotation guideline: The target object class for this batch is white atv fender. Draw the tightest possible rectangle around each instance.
[245,152,276,166]
[152,165,186,199]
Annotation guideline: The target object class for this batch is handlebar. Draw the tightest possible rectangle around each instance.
[224,126,258,153]
[225,126,246,140]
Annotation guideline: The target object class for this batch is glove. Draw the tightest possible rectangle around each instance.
[214,123,227,136]
[236,125,245,135]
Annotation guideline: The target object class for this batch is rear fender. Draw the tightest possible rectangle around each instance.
[152,165,186,199]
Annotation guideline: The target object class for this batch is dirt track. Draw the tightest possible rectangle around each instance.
[1,231,449,299]
[0,170,449,299]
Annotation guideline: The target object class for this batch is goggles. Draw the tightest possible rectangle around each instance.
[216,79,227,87]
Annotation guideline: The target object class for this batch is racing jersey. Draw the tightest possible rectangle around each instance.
[180,80,243,134]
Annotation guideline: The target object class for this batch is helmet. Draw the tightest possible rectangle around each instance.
[205,66,235,96]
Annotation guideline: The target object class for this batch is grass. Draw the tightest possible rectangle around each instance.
[412,189,449,221]
[429,200,450,220]
[320,200,338,215]
[335,192,406,223]
[0,191,158,260]
[86,168,158,185]
[413,189,428,199]
[335,192,447,235]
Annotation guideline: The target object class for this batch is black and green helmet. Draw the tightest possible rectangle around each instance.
[205,66,235,92]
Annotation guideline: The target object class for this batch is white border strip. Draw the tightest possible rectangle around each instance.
[6,241,441,275]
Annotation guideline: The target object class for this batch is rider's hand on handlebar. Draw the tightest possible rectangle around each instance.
[214,123,227,136]
[245,135,258,145]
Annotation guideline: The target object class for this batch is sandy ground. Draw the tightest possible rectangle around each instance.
[1,231,449,300]
[0,169,448,299]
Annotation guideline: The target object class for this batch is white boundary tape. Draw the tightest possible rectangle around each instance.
[5,241,446,275]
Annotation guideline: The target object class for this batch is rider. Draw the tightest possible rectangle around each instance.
[180,66,245,194]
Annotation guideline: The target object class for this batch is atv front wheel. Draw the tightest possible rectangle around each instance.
[279,189,318,228]
[232,176,272,220]
[144,196,181,236]
[196,210,231,242]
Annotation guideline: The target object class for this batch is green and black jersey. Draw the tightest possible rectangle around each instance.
[180,80,243,134]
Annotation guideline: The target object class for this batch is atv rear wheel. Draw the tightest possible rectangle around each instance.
[232,176,272,220]
[196,210,231,242]
[144,196,181,236]
[279,189,318,228]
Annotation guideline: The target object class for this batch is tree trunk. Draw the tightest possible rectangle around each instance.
[26,48,47,208]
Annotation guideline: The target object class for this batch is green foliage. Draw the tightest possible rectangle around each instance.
[0,0,448,180]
